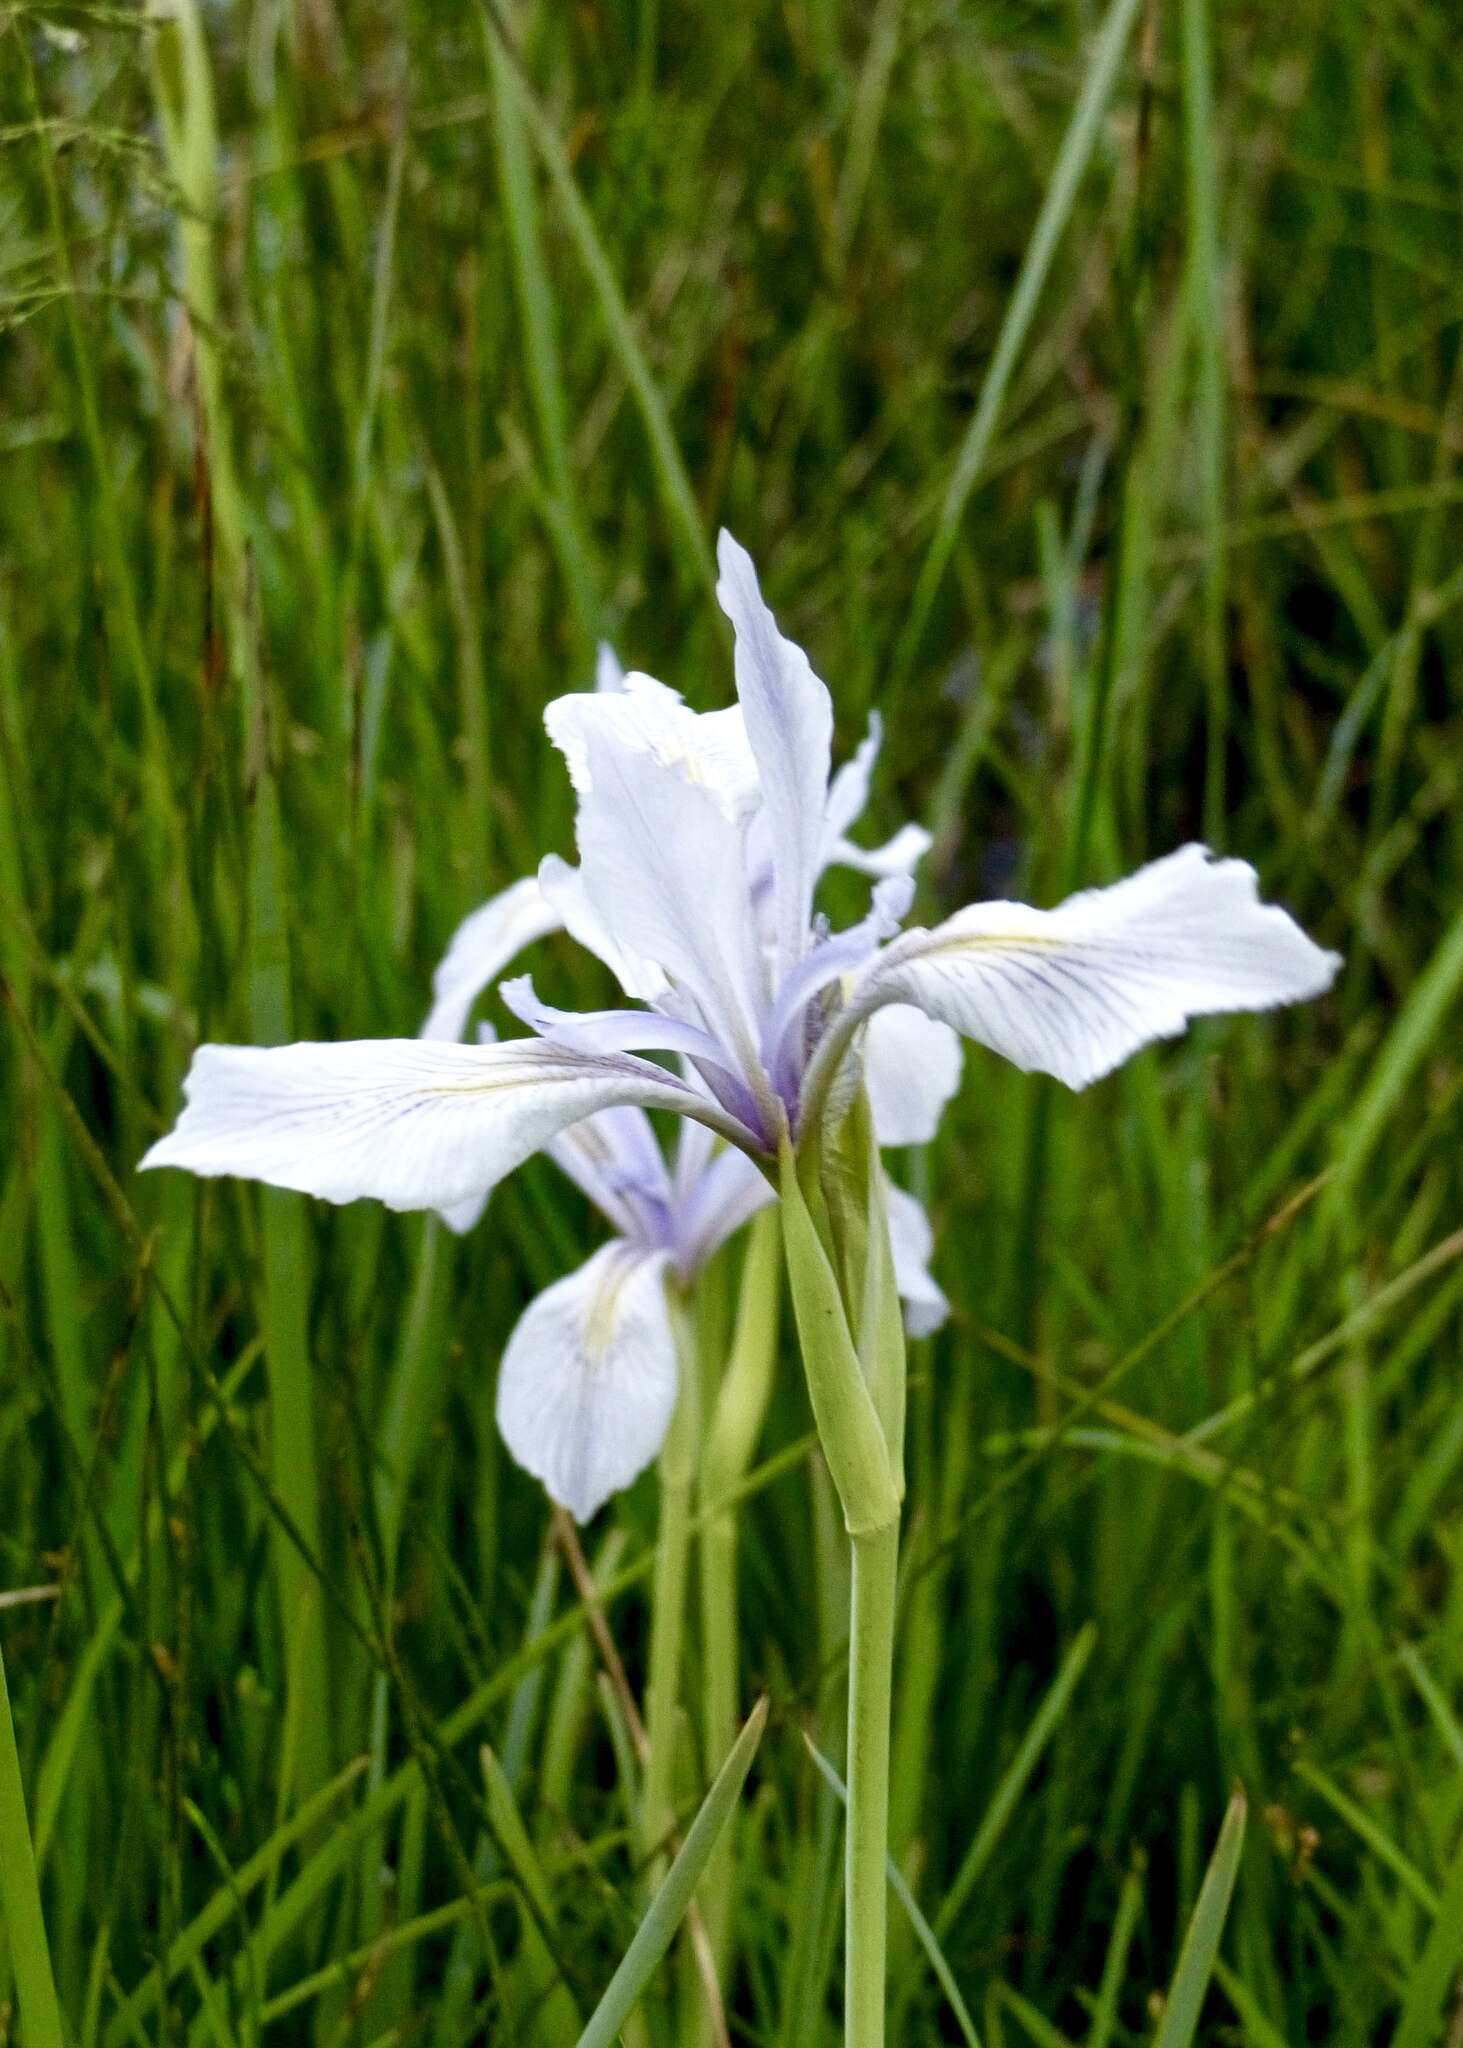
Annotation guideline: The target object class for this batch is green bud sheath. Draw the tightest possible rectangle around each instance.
[778,1137,900,1537]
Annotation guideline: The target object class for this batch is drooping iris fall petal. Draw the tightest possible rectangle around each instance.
[496,1240,679,1522]
[140,1038,749,1214]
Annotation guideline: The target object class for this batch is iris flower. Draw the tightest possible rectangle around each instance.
[420,784,951,1524]
[143,534,1339,1504]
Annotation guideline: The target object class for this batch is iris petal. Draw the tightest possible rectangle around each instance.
[850,845,1341,1091]
[140,1037,749,1214]
[496,1241,679,1521]
[716,531,833,980]
[421,876,562,1043]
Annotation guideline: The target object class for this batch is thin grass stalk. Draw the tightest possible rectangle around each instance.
[0,1638,64,2048]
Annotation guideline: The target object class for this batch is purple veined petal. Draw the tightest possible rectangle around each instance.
[546,1106,671,1242]
[546,670,759,821]
[139,1036,755,1214]
[846,844,1341,1092]
[671,1111,718,1203]
[883,1177,949,1337]
[496,1240,678,1521]
[673,1145,776,1276]
[573,726,770,1068]
[827,823,933,880]
[433,1019,501,1234]
[421,876,563,1043]
[763,874,915,1093]
[862,1003,963,1148]
[716,531,833,981]
[596,643,627,693]
[538,854,667,1004]
[500,973,742,1077]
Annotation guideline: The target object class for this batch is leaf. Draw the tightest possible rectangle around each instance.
[575,1698,769,2048]
[1392,1821,1463,2048]
[1152,1788,1247,2048]
[891,0,1147,685]
[0,1642,64,2048]
[934,1623,1098,1941]
[482,1,716,601]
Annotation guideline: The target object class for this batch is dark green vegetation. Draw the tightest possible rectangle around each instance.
[2,0,1462,2039]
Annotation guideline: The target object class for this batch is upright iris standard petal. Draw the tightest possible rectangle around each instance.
[846,845,1341,1091]
[421,876,562,1043]
[573,729,768,1062]
[140,1038,752,1213]
[496,1241,679,1522]
[546,671,759,822]
[862,1005,964,1147]
[883,1179,949,1337]
[716,531,833,980]
[537,854,668,1003]
[823,712,883,847]
[765,875,914,1081]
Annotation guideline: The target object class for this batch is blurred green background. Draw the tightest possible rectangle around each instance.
[2,0,1461,2039]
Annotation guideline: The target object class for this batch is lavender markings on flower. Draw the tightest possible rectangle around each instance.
[142,532,1340,1513]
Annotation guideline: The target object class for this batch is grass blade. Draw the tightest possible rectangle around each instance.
[481,1,716,600]
[933,1623,1098,1941]
[1392,1823,1463,2048]
[575,1697,769,2048]
[1152,1789,1247,2048]
[891,0,1145,684]
[0,1638,64,2048]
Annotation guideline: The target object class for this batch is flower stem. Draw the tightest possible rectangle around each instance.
[845,1517,899,2048]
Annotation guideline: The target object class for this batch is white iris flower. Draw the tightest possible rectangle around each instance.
[419,855,949,1521]
[143,533,1339,1516]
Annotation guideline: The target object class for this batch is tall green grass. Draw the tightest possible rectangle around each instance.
[1,0,1460,2038]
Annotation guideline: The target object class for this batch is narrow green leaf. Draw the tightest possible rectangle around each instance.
[0,1639,64,2048]
[1327,899,1463,1212]
[1392,1821,1463,2048]
[100,1755,369,2045]
[1152,1788,1247,2048]
[480,1,716,600]
[481,1744,582,2038]
[1294,1761,1439,1915]
[891,0,1146,685]
[934,1623,1098,1942]
[575,1698,769,2048]
[482,5,597,647]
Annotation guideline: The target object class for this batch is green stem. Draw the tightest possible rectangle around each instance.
[846,1519,900,2048]
[0,1638,65,2048]
[640,1294,699,1889]
[696,1210,782,2009]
